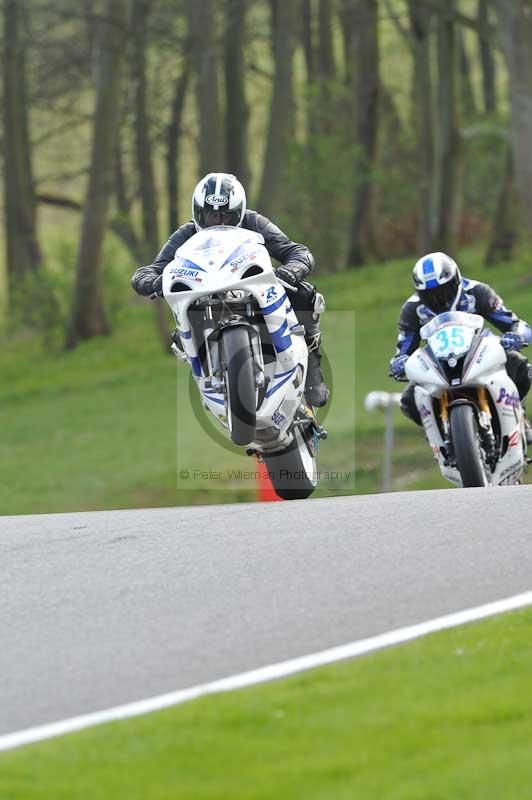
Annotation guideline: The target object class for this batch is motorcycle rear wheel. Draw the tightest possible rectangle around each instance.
[263,427,318,500]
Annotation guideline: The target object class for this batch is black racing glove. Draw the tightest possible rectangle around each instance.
[275,262,307,287]
[149,274,163,297]
[133,272,163,297]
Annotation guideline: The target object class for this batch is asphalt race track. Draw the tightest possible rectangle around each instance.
[2,486,532,736]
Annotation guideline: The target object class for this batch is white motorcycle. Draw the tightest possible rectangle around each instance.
[161,225,327,500]
[405,311,528,487]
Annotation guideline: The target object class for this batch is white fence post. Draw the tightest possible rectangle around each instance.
[364,391,403,492]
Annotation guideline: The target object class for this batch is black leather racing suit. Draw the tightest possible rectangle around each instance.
[392,277,532,425]
[131,210,321,340]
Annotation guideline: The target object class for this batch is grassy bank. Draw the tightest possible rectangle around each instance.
[2,607,532,798]
[1,246,531,514]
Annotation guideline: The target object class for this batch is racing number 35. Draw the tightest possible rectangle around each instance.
[435,327,465,353]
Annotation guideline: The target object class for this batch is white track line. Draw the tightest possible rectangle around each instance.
[1,589,532,754]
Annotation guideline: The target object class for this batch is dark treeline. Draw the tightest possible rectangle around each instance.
[2,0,532,346]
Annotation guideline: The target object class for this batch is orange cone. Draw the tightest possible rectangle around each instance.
[256,458,282,502]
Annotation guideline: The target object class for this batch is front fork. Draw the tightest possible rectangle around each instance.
[204,317,265,391]
[440,388,496,468]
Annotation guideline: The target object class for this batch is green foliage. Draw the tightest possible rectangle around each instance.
[3,608,532,798]
[373,93,419,256]
[7,231,135,348]
[282,81,363,271]
[461,121,508,239]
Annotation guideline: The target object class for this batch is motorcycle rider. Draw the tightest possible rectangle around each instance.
[131,172,329,408]
[389,251,532,444]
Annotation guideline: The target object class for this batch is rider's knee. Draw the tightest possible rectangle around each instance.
[400,385,422,426]
[506,351,531,400]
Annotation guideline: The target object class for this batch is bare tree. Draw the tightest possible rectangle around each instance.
[132,0,158,255]
[301,0,317,84]
[318,0,336,84]
[494,0,532,237]
[225,0,249,183]
[407,0,435,252]
[258,0,298,217]
[131,0,170,346]
[478,0,497,114]
[66,0,128,348]
[433,1,460,252]
[2,0,41,300]
[344,0,380,265]
[167,59,191,232]
[459,30,477,119]
[186,0,223,175]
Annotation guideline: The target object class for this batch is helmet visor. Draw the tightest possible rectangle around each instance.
[419,275,461,313]
[194,202,242,229]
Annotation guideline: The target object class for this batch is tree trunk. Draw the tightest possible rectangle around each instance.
[186,0,222,175]
[224,0,249,183]
[318,0,336,83]
[66,0,127,349]
[494,0,532,236]
[131,0,170,348]
[408,0,435,253]
[458,29,477,119]
[257,0,297,217]
[2,0,41,299]
[485,146,517,265]
[433,1,460,253]
[345,0,380,266]
[478,0,496,114]
[301,0,316,85]
[317,0,337,134]
[132,0,158,255]
[339,0,354,85]
[167,59,191,232]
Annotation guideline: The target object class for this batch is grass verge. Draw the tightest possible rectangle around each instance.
[1,245,531,513]
[2,607,532,799]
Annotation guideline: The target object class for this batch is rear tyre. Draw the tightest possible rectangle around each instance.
[263,427,318,500]
[449,403,489,488]
[220,326,257,446]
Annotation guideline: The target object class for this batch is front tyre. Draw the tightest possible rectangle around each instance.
[263,427,318,500]
[220,325,257,446]
[449,403,490,488]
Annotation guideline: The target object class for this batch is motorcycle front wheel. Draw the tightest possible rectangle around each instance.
[449,403,490,488]
[220,325,257,446]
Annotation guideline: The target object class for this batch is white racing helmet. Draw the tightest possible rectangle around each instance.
[412,252,462,313]
[192,173,246,230]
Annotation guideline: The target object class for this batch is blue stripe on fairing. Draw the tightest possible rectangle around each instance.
[175,256,207,273]
[265,366,298,398]
[191,357,202,376]
[261,292,288,315]
[273,367,299,379]
[425,278,439,289]
[271,320,292,353]
[178,328,192,339]
[202,391,225,405]
[220,241,253,269]
[422,257,435,276]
